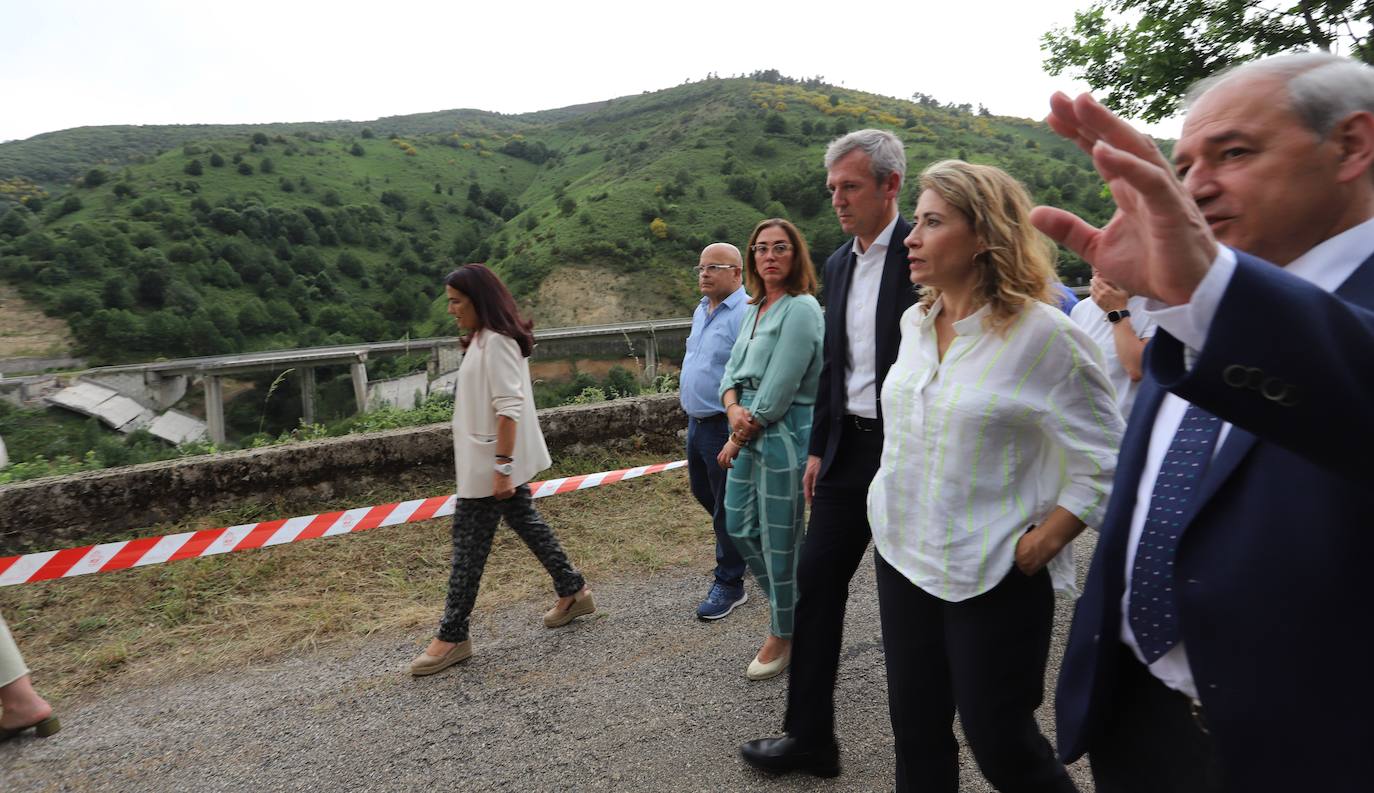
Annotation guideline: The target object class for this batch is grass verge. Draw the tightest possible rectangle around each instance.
[1,450,709,701]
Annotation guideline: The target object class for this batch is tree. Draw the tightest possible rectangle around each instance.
[379,190,408,214]
[0,207,30,237]
[53,195,82,219]
[1043,0,1374,122]
[259,157,275,174]
[83,169,109,188]
[101,277,133,309]
[184,159,204,176]
[350,142,365,157]
[237,162,254,175]
[209,152,225,167]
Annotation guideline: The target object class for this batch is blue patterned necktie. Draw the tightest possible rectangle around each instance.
[1129,402,1223,663]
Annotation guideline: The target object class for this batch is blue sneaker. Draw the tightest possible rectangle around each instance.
[697,583,747,621]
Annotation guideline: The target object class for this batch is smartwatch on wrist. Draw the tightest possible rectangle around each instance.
[1106,309,1132,324]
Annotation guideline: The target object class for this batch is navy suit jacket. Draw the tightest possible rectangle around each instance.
[1056,250,1374,791]
[808,217,917,479]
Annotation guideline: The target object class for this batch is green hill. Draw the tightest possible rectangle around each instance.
[0,74,1114,365]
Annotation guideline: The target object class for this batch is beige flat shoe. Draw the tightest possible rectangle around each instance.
[543,591,596,628]
[747,650,791,681]
[408,639,472,676]
[0,715,59,742]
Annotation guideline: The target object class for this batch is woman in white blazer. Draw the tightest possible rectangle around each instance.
[409,264,594,676]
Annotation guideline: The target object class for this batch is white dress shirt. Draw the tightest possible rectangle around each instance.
[869,299,1123,602]
[843,213,901,419]
[1070,295,1157,417]
[1122,216,1374,698]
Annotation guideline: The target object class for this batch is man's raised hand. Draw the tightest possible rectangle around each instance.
[1030,92,1217,307]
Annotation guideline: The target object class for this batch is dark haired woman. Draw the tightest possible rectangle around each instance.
[717,218,824,680]
[409,264,594,676]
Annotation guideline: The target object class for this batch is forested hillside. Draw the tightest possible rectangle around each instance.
[0,74,1114,365]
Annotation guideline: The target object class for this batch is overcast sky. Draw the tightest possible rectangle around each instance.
[0,0,1184,144]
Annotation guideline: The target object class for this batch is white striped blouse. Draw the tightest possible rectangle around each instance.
[868,299,1124,602]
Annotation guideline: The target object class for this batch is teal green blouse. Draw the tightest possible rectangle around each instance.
[718,293,825,425]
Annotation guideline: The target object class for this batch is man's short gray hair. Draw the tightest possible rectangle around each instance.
[824,128,906,186]
[1186,52,1374,138]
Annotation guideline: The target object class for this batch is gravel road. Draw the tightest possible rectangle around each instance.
[2,541,1098,792]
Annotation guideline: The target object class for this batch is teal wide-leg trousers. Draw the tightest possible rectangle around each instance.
[723,397,812,639]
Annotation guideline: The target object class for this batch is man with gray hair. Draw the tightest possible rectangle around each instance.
[1038,52,1374,791]
[741,129,916,778]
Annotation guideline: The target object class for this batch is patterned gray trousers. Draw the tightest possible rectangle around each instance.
[437,484,585,642]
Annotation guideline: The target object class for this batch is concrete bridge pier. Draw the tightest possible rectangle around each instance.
[643,329,658,384]
[350,360,369,414]
[299,367,317,425]
[205,376,226,445]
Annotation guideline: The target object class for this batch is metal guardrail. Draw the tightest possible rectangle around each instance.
[79,317,696,377]
[4,285,1092,382]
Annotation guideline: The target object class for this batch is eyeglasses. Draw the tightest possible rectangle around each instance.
[749,242,793,256]
[694,263,739,274]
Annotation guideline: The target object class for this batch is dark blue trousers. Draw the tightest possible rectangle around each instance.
[686,414,746,590]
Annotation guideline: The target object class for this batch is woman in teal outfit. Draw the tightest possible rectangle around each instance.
[717,218,825,681]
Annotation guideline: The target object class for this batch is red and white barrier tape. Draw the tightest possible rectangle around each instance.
[0,460,686,587]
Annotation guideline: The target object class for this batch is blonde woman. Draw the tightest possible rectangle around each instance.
[868,161,1122,792]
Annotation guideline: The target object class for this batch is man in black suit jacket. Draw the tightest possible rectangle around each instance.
[1034,53,1374,791]
[741,129,916,778]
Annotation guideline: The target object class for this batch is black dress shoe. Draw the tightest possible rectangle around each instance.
[739,734,840,778]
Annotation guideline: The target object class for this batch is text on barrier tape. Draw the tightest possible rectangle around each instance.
[0,460,687,587]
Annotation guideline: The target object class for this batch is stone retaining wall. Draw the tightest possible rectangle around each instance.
[0,394,686,555]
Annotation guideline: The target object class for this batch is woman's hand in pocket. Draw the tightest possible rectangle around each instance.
[1014,525,1060,576]
[1014,508,1085,575]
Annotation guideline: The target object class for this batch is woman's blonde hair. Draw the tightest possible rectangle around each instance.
[916,160,1057,333]
[743,218,819,303]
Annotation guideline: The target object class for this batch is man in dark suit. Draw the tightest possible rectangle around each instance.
[741,129,916,777]
[1033,53,1374,792]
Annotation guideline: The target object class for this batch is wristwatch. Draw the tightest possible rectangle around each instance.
[1106,309,1132,324]
[494,457,514,476]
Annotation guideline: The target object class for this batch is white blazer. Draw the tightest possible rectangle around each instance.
[451,330,552,498]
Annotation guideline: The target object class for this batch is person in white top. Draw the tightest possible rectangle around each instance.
[408,264,594,677]
[868,161,1122,793]
[1070,270,1157,417]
